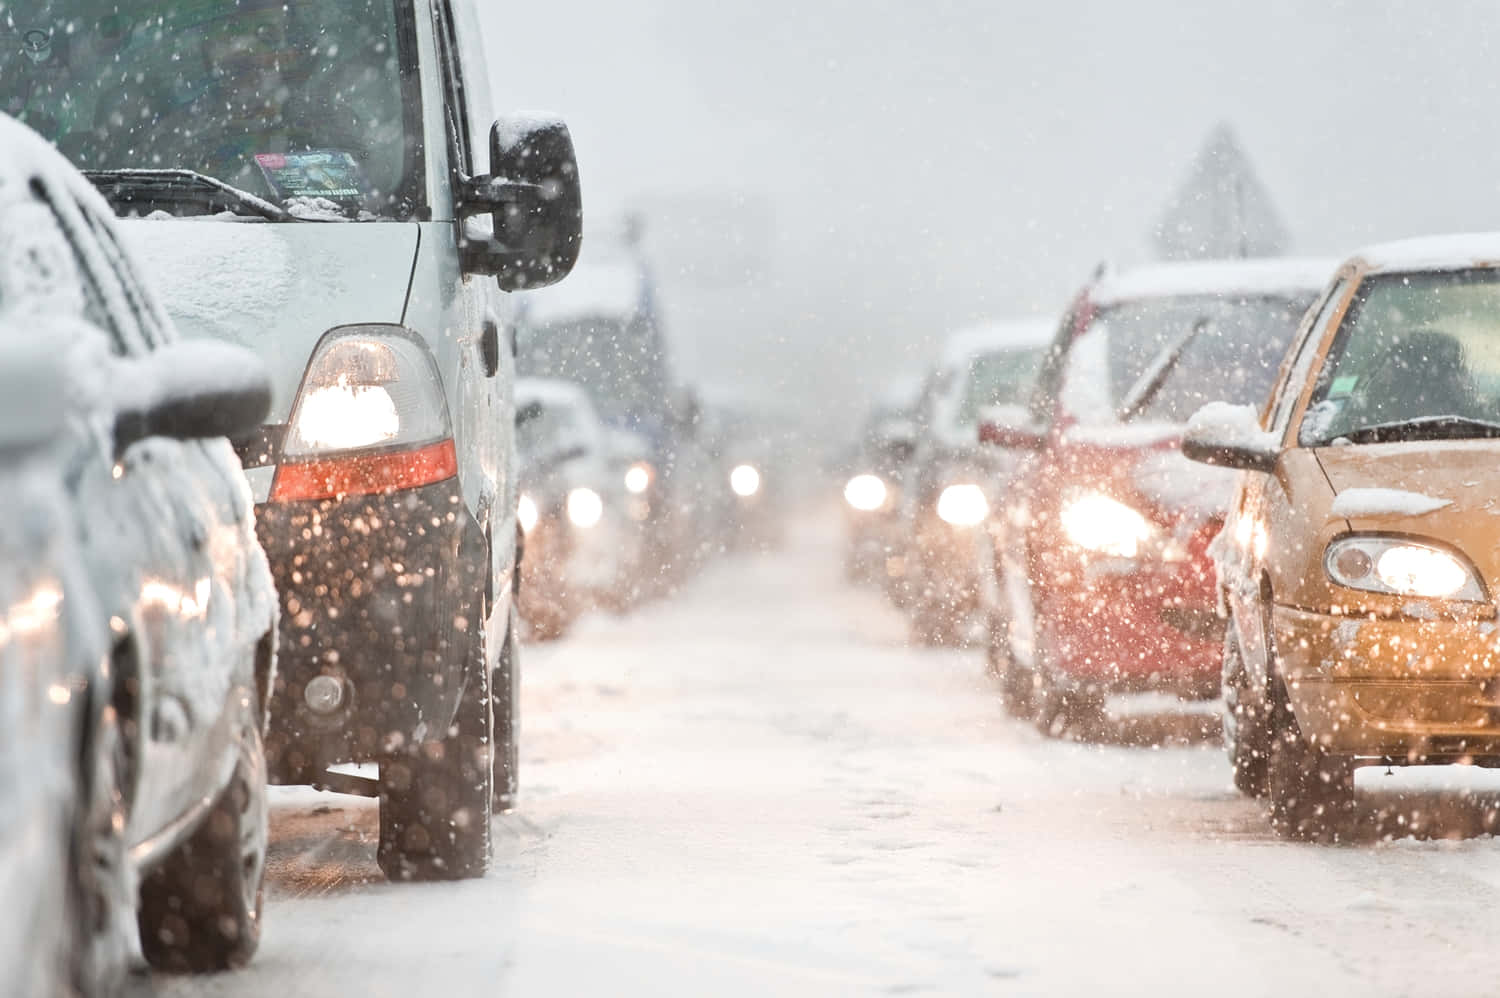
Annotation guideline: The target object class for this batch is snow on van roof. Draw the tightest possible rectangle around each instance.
[520,257,649,326]
[1356,232,1500,274]
[938,318,1056,369]
[1091,257,1337,307]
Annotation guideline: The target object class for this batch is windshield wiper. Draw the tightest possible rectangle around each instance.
[1330,415,1500,445]
[1116,316,1211,423]
[83,169,294,222]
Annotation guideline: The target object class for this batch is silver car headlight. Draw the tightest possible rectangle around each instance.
[844,474,888,512]
[567,487,603,529]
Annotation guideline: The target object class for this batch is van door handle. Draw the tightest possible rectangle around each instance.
[481,319,500,377]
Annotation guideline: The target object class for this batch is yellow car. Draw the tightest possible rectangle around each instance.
[1184,234,1500,840]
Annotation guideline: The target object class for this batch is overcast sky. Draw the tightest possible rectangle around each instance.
[483,1,1500,429]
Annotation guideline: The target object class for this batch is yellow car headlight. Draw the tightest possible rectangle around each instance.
[1060,492,1155,558]
[1326,536,1484,601]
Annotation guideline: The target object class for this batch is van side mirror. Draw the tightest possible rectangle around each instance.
[458,114,584,292]
[1180,402,1278,474]
[113,341,272,456]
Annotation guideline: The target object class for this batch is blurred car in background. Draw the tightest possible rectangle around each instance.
[900,320,1052,645]
[1185,236,1500,840]
[0,116,278,987]
[843,410,918,585]
[518,249,713,590]
[516,378,645,640]
[982,259,1332,735]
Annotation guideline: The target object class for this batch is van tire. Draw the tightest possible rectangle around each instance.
[377,651,493,881]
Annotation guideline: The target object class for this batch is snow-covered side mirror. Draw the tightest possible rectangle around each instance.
[1181,401,1278,474]
[978,404,1046,451]
[458,114,583,292]
[113,340,271,456]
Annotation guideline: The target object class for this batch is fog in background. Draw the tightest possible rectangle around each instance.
[484,1,1500,434]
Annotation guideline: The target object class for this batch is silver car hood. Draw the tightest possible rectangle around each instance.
[120,220,418,422]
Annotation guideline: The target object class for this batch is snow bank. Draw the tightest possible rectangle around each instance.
[1331,488,1452,519]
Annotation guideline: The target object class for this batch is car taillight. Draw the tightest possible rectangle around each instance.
[271,325,455,502]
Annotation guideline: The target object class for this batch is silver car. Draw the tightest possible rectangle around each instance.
[0,114,277,990]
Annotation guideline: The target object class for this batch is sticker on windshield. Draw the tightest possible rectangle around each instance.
[1330,374,1359,397]
[254,151,370,203]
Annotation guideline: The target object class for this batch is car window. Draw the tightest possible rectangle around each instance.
[1268,274,1350,435]
[1299,268,1500,444]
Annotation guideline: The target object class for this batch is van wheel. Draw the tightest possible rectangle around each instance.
[493,604,520,812]
[1223,632,1271,799]
[1266,680,1354,842]
[377,658,493,881]
[138,705,267,972]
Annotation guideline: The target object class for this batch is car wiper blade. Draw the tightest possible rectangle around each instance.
[1117,316,1211,423]
[82,169,295,222]
[1333,415,1500,444]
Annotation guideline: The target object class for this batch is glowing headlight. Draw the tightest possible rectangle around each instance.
[292,379,400,451]
[730,464,761,498]
[517,494,539,534]
[624,463,653,494]
[1326,536,1484,601]
[1059,492,1155,558]
[567,487,604,529]
[844,474,888,512]
[937,483,988,527]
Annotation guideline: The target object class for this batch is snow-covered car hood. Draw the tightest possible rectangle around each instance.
[1315,440,1500,543]
[119,220,418,422]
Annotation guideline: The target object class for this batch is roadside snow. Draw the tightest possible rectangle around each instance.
[1332,487,1453,518]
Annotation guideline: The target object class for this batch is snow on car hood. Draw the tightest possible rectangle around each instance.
[1315,439,1500,537]
[119,220,418,421]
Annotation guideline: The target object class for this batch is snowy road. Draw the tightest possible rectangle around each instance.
[143,513,1500,997]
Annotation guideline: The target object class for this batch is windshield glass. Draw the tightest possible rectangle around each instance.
[958,347,1045,425]
[0,0,419,215]
[517,316,669,427]
[1060,293,1313,426]
[1300,270,1500,444]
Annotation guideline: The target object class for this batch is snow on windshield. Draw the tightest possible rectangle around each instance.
[0,0,414,212]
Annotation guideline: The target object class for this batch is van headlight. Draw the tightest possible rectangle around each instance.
[567,487,603,529]
[1326,536,1484,601]
[937,483,988,527]
[1060,491,1155,558]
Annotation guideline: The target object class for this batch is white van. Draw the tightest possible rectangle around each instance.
[4,0,582,880]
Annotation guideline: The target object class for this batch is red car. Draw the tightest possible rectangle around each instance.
[982,260,1333,736]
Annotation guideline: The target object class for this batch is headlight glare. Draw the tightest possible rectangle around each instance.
[1326,536,1484,601]
[517,493,539,534]
[624,463,653,494]
[567,487,604,529]
[937,483,988,527]
[1060,492,1155,558]
[844,474,888,512]
[730,464,761,498]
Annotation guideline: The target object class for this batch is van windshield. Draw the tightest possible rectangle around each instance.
[0,0,421,216]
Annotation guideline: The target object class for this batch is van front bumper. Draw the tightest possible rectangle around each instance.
[254,477,485,783]
[1274,605,1500,760]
